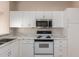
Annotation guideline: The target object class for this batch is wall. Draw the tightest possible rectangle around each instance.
[10,1,79,11]
[71,1,79,8]
[10,1,72,11]
[0,2,9,35]
[9,1,17,11]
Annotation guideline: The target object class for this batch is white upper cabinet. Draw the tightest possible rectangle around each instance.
[65,8,79,24]
[0,2,9,35]
[10,11,64,28]
[35,12,53,19]
[22,12,35,27]
[10,11,23,27]
[53,11,64,28]
[43,12,53,19]
[10,11,35,28]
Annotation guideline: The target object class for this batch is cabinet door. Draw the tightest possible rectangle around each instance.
[68,24,79,57]
[35,12,44,19]
[21,43,34,57]
[19,39,34,57]
[53,11,64,28]
[9,40,19,57]
[0,44,10,57]
[54,39,67,57]
[35,11,53,19]
[22,12,30,27]
[0,53,8,57]
[43,12,53,19]
[0,40,19,57]
[22,12,35,27]
[66,8,79,24]
[31,12,36,27]
[0,49,8,57]
[10,11,23,27]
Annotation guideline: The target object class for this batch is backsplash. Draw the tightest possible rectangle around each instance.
[10,28,65,38]
[10,28,36,36]
[52,28,65,38]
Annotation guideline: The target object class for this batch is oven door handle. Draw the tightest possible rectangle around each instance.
[34,39,54,42]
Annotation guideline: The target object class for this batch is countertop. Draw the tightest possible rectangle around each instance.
[15,34,66,40]
[0,39,17,48]
[0,34,66,48]
[0,34,66,40]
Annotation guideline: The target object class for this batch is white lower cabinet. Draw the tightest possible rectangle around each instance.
[9,40,19,57]
[22,43,34,57]
[0,53,8,57]
[20,39,34,57]
[0,40,19,57]
[54,39,67,57]
[0,39,68,57]
[0,45,10,57]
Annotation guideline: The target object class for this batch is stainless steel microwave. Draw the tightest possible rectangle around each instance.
[36,19,52,28]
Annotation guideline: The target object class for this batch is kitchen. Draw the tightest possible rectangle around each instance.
[0,1,79,57]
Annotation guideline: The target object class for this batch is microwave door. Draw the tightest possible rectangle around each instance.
[36,21,48,28]
[42,21,48,27]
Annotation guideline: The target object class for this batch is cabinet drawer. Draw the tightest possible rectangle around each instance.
[54,40,67,46]
[22,39,34,43]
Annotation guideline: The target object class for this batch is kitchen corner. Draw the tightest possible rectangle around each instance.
[0,1,78,57]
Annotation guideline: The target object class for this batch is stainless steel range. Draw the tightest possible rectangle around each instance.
[34,31,54,57]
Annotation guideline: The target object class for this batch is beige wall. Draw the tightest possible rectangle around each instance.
[9,1,17,11]
[10,1,73,11]
[0,2,9,35]
[72,1,79,8]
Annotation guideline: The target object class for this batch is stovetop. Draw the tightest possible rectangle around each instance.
[37,35,52,39]
[36,30,53,39]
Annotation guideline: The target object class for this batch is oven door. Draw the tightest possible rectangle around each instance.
[34,40,54,55]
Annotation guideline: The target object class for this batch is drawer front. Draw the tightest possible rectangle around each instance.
[22,39,34,43]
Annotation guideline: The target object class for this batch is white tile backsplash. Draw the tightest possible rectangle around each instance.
[52,28,65,38]
[10,28,65,38]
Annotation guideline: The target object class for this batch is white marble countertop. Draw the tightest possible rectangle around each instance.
[0,39,17,48]
[0,34,66,48]
[16,35,66,40]
[0,34,66,40]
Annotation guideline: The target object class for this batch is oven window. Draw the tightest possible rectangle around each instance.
[39,44,49,48]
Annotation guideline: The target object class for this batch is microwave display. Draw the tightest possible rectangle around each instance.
[36,20,52,28]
